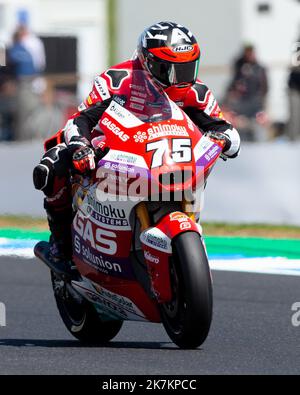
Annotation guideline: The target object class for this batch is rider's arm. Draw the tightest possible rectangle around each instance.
[184,81,241,158]
[63,74,112,148]
[60,74,113,173]
[64,100,111,147]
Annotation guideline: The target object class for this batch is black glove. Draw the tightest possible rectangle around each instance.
[68,137,95,173]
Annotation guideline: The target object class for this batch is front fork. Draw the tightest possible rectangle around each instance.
[136,202,201,303]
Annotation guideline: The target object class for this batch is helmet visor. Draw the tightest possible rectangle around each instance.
[148,58,199,86]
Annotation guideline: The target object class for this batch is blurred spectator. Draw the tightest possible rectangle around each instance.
[287,65,300,141]
[8,27,44,77]
[6,24,46,140]
[0,50,17,141]
[223,44,269,141]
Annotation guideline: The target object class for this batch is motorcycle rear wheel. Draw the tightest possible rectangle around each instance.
[51,272,123,344]
[160,231,213,349]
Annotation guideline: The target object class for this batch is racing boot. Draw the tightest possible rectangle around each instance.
[45,204,74,265]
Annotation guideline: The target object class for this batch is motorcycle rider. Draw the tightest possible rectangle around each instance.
[33,22,240,263]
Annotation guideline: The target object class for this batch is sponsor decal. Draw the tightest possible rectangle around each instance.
[74,214,117,255]
[130,96,145,105]
[204,93,217,116]
[81,243,121,273]
[75,285,128,320]
[144,250,159,264]
[102,161,135,174]
[101,117,130,142]
[180,222,192,230]
[173,44,193,53]
[94,76,110,100]
[204,145,219,161]
[106,101,144,128]
[131,90,147,98]
[129,102,144,111]
[108,102,126,119]
[113,95,126,106]
[86,195,129,227]
[169,212,189,222]
[193,136,215,162]
[73,232,134,279]
[92,284,146,319]
[102,149,149,170]
[72,280,146,321]
[87,95,93,105]
[144,233,168,250]
[140,228,172,253]
[129,84,146,92]
[133,131,147,143]
[90,91,98,100]
[147,124,188,141]
[109,151,137,164]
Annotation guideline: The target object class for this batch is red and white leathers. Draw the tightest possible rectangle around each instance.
[33,57,240,260]
[64,58,240,160]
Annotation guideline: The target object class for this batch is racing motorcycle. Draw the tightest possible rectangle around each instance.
[35,70,225,349]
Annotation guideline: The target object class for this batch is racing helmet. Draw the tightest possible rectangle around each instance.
[137,22,200,87]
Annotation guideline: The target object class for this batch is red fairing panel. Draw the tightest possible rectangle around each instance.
[140,212,200,303]
[157,211,200,237]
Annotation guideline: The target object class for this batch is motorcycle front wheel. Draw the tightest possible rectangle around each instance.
[51,272,123,344]
[160,231,213,349]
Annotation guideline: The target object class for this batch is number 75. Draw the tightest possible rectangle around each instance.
[146,138,192,168]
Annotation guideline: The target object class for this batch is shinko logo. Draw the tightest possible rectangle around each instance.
[0,302,6,326]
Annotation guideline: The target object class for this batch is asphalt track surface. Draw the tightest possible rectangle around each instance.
[0,256,300,375]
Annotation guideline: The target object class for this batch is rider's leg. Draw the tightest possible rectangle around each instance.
[33,143,74,262]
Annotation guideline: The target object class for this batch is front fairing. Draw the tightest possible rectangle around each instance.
[96,70,218,198]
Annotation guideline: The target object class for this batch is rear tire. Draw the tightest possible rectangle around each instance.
[51,272,123,344]
[160,232,213,349]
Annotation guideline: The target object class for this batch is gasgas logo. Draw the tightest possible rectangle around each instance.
[74,214,117,256]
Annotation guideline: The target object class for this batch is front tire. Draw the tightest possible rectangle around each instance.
[51,272,123,344]
[160,232,213,349]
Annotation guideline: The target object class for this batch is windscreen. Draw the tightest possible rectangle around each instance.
[113,70,173,124]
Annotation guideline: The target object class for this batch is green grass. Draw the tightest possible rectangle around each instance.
[0,216,300,239]
[201,222,300,239]
[0,215,47,229]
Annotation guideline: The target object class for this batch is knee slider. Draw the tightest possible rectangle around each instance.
[33,164,50,191]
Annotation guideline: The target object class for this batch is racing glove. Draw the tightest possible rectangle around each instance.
[69,137,96,173]
[205,128,240,159]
